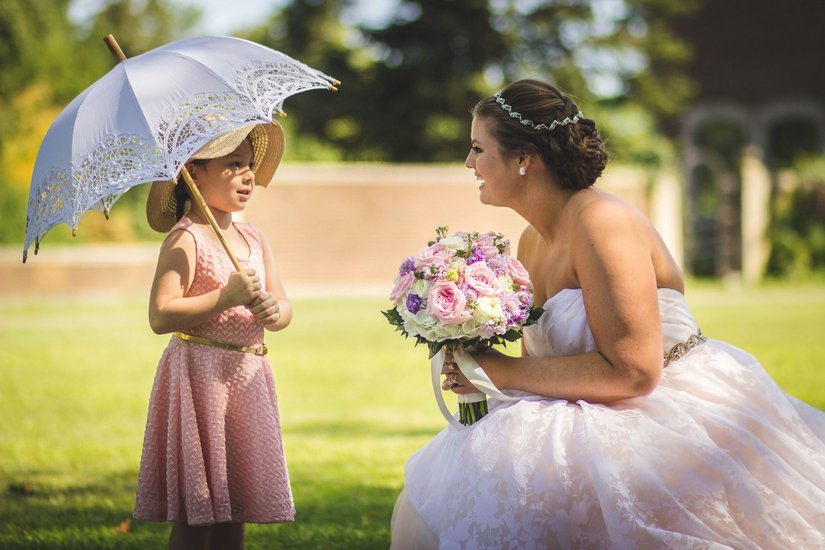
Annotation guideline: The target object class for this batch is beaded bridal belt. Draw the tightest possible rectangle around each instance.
[663,330,707,368]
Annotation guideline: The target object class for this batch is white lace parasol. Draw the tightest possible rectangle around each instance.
[24,35,338,261]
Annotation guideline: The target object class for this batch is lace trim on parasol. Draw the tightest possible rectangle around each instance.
[235,60,338,117]
[156,92,260,178]
[25,133,167,256]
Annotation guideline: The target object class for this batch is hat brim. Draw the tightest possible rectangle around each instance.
[146,121,285,233]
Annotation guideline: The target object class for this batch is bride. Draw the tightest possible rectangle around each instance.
[390,79,825,549]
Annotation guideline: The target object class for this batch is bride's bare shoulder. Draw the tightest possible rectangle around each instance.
[573,189,649,233]
[517,225,541,259]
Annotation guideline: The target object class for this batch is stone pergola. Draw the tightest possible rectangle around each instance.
[675,0,825,280]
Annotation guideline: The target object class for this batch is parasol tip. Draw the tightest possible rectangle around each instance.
[22,251,27,264]
[72,228,77,237]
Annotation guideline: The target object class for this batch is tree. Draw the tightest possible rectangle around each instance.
[0,0,197,244]
[244,0,698,165]
[360,0,507,162]
[246,0,506,162]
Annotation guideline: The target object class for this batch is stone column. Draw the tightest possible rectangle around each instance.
[650,169,684,269]
[740,146,772,282]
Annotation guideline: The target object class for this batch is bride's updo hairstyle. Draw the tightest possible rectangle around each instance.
[473,79,608,189]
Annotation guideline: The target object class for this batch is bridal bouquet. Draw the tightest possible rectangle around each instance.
[382,227,543,425]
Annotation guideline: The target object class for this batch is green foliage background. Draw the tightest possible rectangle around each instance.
[1,0,822,277]
[0,0,697,245]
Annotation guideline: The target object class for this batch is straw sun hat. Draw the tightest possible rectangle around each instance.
[146,121,285,232]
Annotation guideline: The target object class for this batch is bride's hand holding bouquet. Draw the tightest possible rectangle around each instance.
[383,227,543,426]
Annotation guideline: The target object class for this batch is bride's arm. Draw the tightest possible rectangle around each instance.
[461,200,665,403]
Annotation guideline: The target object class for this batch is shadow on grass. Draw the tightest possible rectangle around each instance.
[1,469,398,549]
[247,483,397,549]
[1,470,164,549]
[285,418,439,439]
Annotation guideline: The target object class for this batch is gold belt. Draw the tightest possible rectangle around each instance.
[173,332,268,356]
[663,330,706,368]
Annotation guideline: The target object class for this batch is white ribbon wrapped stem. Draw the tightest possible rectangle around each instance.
[429,346,521,429]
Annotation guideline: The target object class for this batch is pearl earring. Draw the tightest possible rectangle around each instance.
[518,166,527,176]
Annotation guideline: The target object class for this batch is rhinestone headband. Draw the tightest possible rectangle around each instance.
[495,92,583,132]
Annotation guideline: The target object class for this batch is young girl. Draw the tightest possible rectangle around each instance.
[134,122,294,550]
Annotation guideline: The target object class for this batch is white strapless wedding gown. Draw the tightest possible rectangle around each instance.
[395,288,825,549]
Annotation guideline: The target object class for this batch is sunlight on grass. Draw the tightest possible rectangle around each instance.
[0,285,823,548]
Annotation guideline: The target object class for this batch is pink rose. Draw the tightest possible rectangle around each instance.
[464,262,504,295]
[390,271,415,302]
[508,257,532,288]
[427,281,468,325]
[472,234,500,259]
[418,243,451,265]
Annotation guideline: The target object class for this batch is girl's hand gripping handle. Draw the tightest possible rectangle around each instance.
[219,269,262,309]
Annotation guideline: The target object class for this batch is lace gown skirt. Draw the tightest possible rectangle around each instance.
[400,290,825,549]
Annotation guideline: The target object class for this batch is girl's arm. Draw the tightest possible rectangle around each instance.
[148,229,263,334]
[457,199,664,404]
[247,229,292,332]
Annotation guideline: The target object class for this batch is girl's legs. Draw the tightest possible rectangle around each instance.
[168,522,210,550]
[208,522,245,550]
[168,522,244,550]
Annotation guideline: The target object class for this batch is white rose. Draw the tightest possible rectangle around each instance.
[412,278,431,297]
[438,236,466,252]
[473,295,503,323]
[498,274,516,291]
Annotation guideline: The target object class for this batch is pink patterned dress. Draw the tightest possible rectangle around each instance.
[134,217,294,526]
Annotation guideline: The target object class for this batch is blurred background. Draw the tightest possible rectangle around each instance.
[1,0,824,295]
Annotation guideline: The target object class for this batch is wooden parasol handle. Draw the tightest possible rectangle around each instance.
[103,34,127,62]
[102,33,243,272]
[180,168,243,272]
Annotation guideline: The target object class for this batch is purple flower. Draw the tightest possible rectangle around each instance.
[458,282,479,303]
[466,247,485,265]
[422,263,446,281]
[399,257,416,276]
[500,293,524,326]
[486,255,509,275]
[406,293,424,314]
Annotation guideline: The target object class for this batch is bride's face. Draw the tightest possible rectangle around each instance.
[465,116,519,207]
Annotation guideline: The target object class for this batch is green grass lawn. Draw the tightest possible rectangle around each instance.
[0,282,823,548]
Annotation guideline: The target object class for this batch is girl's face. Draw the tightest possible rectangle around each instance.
[464,116,519,207]
[190,139,256,216]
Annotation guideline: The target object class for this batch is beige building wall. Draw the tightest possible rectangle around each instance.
[0,163,656,297]
[246,163,652,291]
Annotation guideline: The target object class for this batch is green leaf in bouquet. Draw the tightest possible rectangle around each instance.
[501,328,523,342]
[525,306,546,325]
[382,308,404,330]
